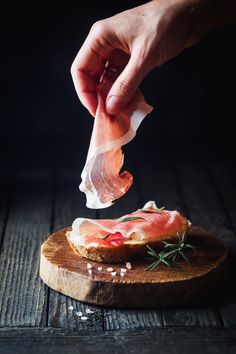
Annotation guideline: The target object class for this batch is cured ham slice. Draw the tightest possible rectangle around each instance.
[68,201,191,248]
[79,67,153,209]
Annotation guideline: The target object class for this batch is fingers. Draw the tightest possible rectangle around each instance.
[106,49,150,115]
[70,27,111,116]
[71,47,103,116]
[71,19,152,116]
[72,69,98,117]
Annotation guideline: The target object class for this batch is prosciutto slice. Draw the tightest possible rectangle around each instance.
[68,201,191,248]
[79,67,153,209]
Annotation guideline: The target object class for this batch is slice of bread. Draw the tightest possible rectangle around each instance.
[66,231,181,263]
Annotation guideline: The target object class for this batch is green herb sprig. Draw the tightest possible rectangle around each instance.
[98,232,111,239]
[118,216,145,223]
[97,216,145,240]
[145,232,196,271]
[138,206,165,213]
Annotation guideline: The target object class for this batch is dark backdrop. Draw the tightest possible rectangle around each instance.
[1,1,236,170]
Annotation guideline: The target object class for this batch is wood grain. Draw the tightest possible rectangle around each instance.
[103,308,163,330]
[0,158,235,338]
[1,327,236,354]
[173,161,236,329]
[135,159,223,327]
[40,226,228,308]
[47,168,104,330]
[0,169,52,327]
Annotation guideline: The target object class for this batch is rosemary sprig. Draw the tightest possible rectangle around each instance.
[118,216,145,223]
[138,206,165,213]
[98,216,145,239]
[98,232,111,239]
[145,232,196,271]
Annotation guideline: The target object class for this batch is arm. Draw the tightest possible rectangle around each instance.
[71,0,236,116]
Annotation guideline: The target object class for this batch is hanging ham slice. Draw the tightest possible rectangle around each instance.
[79,67,153,209]
[67,201,191,263]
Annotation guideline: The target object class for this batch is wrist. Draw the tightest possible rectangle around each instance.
[191,0,236,38]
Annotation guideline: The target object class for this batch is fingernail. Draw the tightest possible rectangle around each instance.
[106,96,122,115]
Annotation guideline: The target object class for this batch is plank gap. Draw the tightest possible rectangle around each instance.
[170,160,190,218]
[0,173,16,252]
[49,168,58,235]
[46,168,58,327]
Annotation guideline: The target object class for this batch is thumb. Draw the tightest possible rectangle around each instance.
[106,52,149,115]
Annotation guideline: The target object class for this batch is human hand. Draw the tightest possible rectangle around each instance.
[71,0,235,116]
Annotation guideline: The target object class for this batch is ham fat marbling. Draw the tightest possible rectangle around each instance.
[79,68,153,209]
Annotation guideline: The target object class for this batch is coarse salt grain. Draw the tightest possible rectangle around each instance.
[107,267,113,272]
[111,272,117,276]
[87,263,92,269]
[98,267,103,271]
[126,262,132,269]
[86,309,94,314]
[81,316,88,321]
[120,268,127,273]
[88,269,92,275]
[76,311,83,316]
[68,306,74,310]
[120,273,125,277]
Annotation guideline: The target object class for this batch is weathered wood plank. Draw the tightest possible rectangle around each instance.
[174,161,235,249]
[208,161,236,327]
[135,159,222,327]
[0,169,52,327]
[172,160,236,327]
[47,168,104,331]
[99,168,163,329]
[48,290,103,330]
[0,327,236,354]
[162,306,222,327]
[104,308,162,330]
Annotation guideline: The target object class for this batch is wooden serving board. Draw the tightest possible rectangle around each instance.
[40,226,228,308]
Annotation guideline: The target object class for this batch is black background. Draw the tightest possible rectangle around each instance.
[1,3,236,350]
[1,0,236,170]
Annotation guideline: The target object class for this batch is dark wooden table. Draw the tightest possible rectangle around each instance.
[0,144,236,354]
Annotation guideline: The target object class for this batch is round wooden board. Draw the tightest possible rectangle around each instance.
[40,226,228,308]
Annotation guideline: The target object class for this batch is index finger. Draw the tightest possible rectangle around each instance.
[71,34,111,116]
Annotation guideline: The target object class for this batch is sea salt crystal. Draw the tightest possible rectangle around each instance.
[126,262,132,269]
[107,267,113,272]
[86,309,94,314]
[76,311,83,316]
[88,269,92,275]
[81,316,88,321]
[111,272,117,276]
[98,267,103,271]
[120,273,125,277]
[87,263,93,269]
[120,268,127,273]
[68,305,74,310]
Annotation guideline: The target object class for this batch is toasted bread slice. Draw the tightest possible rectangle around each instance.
[66,201,190,263]
[66,232,180,263]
